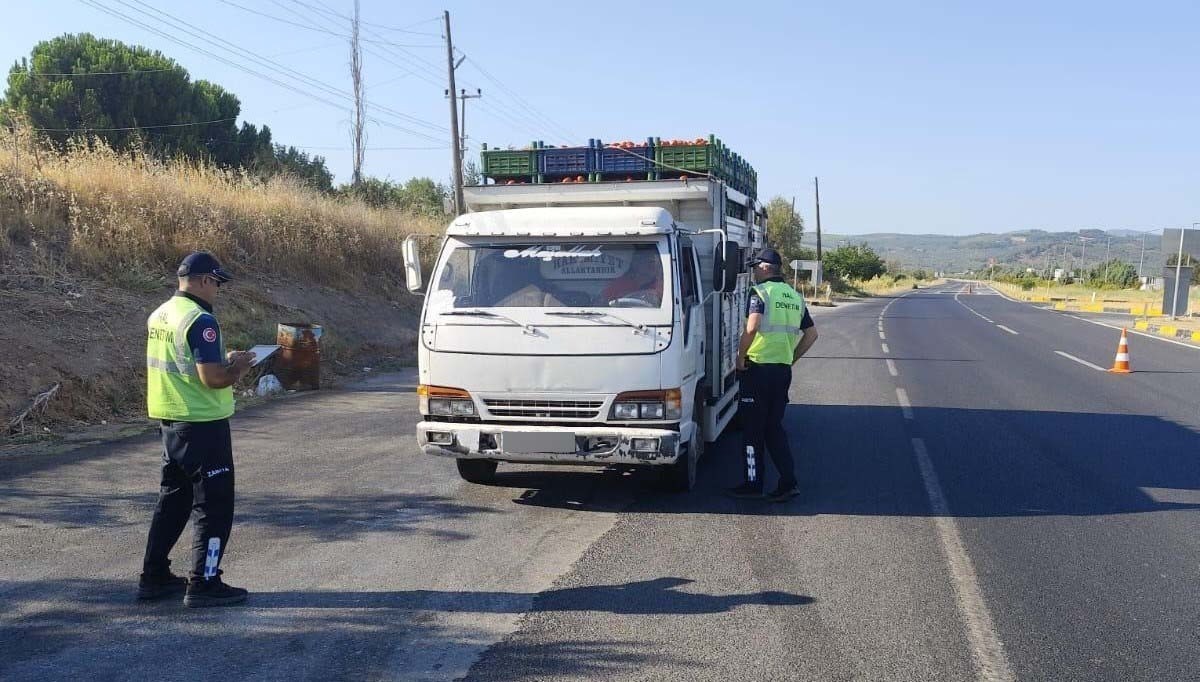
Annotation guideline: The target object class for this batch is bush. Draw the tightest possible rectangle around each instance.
[1019,278,1036,291]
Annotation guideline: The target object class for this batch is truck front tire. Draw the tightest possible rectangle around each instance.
[456,458,498,484]
[660,431,699,492]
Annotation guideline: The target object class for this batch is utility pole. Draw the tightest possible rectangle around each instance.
[457,87,481,174]
[350,0,365,187]
[444,11,465,215]
[1103,235,1112,285]
[813,177,823,286]
[1137,232,1147,280]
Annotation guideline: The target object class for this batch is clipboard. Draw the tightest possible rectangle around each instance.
[246,345,281,367]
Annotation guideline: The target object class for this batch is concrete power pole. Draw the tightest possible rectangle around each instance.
[444,11,465,215]
[458,88,481,176]
[814,177,823,286]
[350,0,365,187]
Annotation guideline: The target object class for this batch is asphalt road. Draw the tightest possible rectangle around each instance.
[2,282,1198,681]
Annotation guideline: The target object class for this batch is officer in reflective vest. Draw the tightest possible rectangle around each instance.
[728,248,819,502]
[139,252,255,607]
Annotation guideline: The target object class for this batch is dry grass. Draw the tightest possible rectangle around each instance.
[993,281,1199,305]
[855,276,944,297]
[0,125,443,290]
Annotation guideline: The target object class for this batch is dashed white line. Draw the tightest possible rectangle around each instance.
[995,325,1018,335]
[911,438,1015,682]
[895,387,913,420]
[955,293,994,323]
[881,343,890,354]
[1054,350,1106,372]
[879,331,887,340]
[886,359,898,376]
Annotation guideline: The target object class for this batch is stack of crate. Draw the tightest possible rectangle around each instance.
[480,135,756,197]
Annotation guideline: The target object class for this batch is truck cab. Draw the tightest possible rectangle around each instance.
[404,180,764,491]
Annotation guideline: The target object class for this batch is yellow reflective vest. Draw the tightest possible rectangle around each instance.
[747,280,806,365]
[146,296,234,421]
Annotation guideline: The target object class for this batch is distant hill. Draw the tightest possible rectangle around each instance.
[816,230,1167,275]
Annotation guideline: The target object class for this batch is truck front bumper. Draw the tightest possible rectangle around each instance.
[416,422,683,466]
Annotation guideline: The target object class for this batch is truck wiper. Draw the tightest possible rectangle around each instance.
[545,310,649,334]
[439,309,538,334]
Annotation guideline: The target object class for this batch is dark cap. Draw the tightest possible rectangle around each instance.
[750,248,782,267]
[177,251,233,282]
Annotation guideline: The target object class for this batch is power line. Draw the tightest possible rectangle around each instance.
[289,0,564,141]
[215,0,440,47]
[462,56,577,142]
[32,116,237,132]
[128,0,446,134]
[285,1,440,36]
[79,0,448,143]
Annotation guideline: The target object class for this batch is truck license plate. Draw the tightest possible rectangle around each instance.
[504,432,576,454]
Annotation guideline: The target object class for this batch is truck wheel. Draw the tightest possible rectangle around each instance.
[456,459,497,484]
[660,432,699,492]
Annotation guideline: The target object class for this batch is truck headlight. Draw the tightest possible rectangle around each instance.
[639,403,665,419]
[613,403,640,420]
[611,388,682,420]
[418,384,474,417]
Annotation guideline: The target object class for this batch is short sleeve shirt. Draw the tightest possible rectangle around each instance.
[185,313,224,364]
[748,284,815,330]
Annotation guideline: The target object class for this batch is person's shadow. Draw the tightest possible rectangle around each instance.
[245,577,814,614]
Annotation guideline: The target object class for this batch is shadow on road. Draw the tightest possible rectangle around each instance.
[0,577,808,680]
[505,404,1200,519]
[0,490,494,542]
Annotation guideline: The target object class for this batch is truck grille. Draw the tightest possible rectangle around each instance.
[482,398,604,420]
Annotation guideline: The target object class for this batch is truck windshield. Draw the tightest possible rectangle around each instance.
[428,242,666,310]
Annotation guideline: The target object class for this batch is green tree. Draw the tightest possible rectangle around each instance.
[339,176,447,215]
[764,196,805,264]
[1086,259,1138,288]
[824,243,886,281]
[462,159,482,187]
[3,34,330,187]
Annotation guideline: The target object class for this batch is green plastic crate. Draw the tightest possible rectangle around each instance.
[481,148,535,178]
[656,142,720,175]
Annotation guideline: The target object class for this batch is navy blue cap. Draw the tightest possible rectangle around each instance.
[177,251,233,282]
[750,248,782,267]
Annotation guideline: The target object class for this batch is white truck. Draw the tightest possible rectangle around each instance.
[402,179,765,491]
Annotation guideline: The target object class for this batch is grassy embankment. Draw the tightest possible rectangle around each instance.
[1,126,442,440]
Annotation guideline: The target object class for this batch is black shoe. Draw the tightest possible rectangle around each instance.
[767,483,801,502]
[183,577,248,608]
[137,571,188,601]
[726,483,764,499]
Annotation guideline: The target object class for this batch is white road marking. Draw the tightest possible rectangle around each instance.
[1054,350,1106,372]
[911,437,1015,682]
[896,387,913,420]
[879,331,887,340]
[954,293,994,323]
[971,283,1200,352]
[995,325,1018,335]
[886,359,898,377]
[882,343,890,354]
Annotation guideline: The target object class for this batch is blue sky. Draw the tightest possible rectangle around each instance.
[3,0,1198,235]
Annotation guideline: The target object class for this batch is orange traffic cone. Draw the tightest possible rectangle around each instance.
[1109,329,1132,373]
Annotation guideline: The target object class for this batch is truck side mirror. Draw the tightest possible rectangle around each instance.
[713,245,726,292]
[403,235,424,293]
[723,244,742,292]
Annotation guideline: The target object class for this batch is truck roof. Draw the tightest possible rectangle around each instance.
[448,206,674,238]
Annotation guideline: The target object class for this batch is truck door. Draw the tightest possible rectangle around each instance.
[678,237,704,387]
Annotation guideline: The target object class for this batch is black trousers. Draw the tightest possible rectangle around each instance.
[142,418,235,582]
[739,362,796,491]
